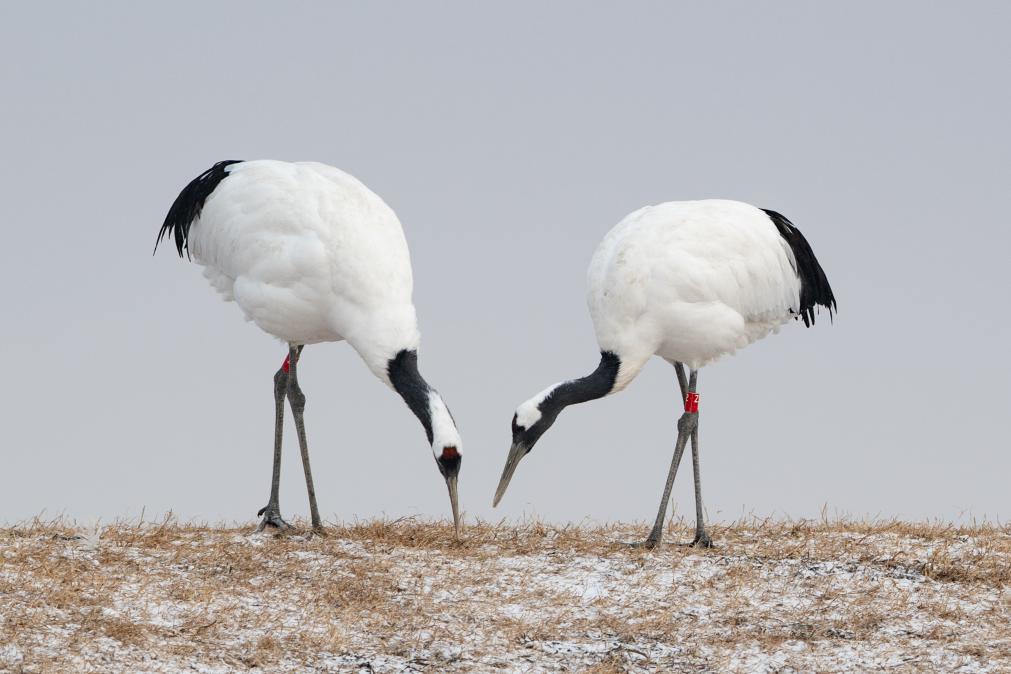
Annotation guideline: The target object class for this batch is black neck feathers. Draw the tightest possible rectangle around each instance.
[387,349,434,444]
[539,351,621,420]
[763,209,837,327]
[155,160,243,259]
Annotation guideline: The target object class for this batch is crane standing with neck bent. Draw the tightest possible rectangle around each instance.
[494,200,835,547]
[155,160,462,536]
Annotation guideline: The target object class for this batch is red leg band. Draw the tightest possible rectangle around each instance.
[282,355,290,373]
[685,392,699,413]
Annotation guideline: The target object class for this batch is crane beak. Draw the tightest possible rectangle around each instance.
[445,474,461,540]
[493,441,527,507]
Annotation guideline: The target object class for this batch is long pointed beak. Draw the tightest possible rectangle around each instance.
[493,442,528,507]
[445,474,461,540]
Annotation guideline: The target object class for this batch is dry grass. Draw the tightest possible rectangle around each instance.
[1,516,1009,673]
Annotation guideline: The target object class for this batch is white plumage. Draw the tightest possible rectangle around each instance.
[192,160,420,378]
[157,159,462,535]
[589,199,804,385]
[495,199,835,547]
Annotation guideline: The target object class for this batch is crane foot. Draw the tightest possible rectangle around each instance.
[690,531,713,548]
[255,504,292,532]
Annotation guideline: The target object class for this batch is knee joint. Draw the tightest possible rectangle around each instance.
[274,369,288,391]
[288,386,306,412]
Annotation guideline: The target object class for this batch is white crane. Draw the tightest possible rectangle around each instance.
[155,160,462,536]
[493,200,835,547]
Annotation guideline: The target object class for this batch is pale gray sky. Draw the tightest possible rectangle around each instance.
[2,2,1008,526]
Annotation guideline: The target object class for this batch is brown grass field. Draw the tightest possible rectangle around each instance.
[1,517,1009,673]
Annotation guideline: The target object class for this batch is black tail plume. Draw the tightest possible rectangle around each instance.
[154,160,243,258]
[763,209,837,327]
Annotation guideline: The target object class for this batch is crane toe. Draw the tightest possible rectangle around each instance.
[255,504,292,532]
[689,531,713,548]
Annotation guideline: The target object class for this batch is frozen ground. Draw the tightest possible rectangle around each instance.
[1,518,1009,673]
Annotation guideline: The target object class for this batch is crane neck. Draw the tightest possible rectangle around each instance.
[387,349,459,451]
[539,351,621,421]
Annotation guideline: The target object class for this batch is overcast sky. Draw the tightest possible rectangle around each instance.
[2,2,1008,528]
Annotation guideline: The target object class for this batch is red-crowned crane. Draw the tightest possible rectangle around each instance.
[155,160,462,536]
[493,200,835,547]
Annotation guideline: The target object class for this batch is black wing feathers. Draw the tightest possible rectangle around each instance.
[154,160,243,258]
[762,209,837,327]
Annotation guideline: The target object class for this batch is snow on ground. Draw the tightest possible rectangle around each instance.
[1,519,1009,673]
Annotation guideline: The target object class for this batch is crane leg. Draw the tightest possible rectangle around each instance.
[679,364,712,548]
[285,345,324,532]
[639,367,703,548]
[256,355,294,531]
[689,424,712,547]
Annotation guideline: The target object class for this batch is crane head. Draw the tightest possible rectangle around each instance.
[436,445,462,539]
[493,404,558,507]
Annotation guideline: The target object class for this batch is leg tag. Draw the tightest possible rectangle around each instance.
[685,392,699,413]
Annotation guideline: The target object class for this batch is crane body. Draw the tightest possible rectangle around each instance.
[495,199,835,547]
[156,160,462,535]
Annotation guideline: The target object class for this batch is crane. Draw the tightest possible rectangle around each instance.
[493,200,835,547]
[155,160,462,536]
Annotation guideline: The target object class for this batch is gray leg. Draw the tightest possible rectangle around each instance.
[256,359,292,531]
[641,368,699,548]
[674,362,689,401]
[285,345,323,531]
[689,424,712,547]
[677,364,711,548]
